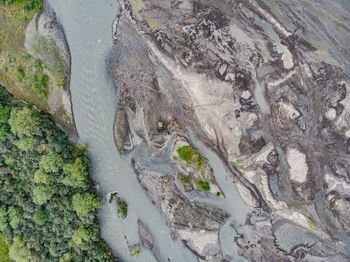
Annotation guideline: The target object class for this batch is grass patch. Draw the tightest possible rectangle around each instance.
[177,145,206,170]
[0,235,9,262]
[33,35,66,88]
[196,179,210,192]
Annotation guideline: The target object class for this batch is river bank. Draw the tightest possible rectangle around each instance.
[0,0,76,139]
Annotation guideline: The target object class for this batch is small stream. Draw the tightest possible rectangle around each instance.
[49,0,250,261]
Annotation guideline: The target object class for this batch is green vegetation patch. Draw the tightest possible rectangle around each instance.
[117,200,128,219]
[129,244,141,256]
[307,217,318,230]
[0,88,114,261]
[129,0,144,21]
[196,179,210,192]
[232,159,243,169]
[177,145,206,170]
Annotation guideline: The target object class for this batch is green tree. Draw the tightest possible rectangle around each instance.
[0,208,7,231]
[15,137,36,151]
[62,157,89,188]
[71,226,93,245]
[9,237,31,262]
[0,106,11,141]
[72,193,100,217]
[33,169,50,185]
[32,210,47,226]
[0,106,10,124]
[0,125,10,141]
[8,108,40,137]
[8,207,21,229]
[32,186,54,205]
[39,152,63,173]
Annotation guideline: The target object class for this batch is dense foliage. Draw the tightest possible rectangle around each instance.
[0,88,114,261]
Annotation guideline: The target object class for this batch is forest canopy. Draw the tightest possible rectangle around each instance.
[0,88,114,261]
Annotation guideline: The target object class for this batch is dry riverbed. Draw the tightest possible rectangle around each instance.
[110,0,350,261]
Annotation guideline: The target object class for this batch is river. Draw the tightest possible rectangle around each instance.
[49,0,249,261]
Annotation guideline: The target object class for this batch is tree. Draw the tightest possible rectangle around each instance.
[15,138,36,151]
[9,237,31,262]
[32,210,47,226]
[8,207,21,229]
[39,152,63,173]
[0,106,11,141]
[72,193,100,217]
[0,208,7,231]
[0,106,10,124]
[32,186,54,205]
[71,226,93,245]
[62,157,89,188]
[33,169,50,185]
[0,124,10,141]
[8,108,40,137]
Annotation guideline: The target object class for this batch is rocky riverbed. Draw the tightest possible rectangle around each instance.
[110,0,350,261]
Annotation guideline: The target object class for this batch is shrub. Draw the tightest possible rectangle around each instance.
[195,179,210,192]
[24,0,41,11]
[129,245,141,256]
[177,145,206,169]
[179,174,191,186]
[117,200,128,219]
